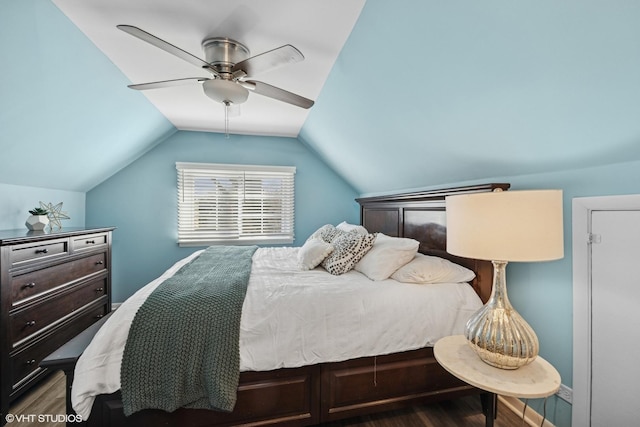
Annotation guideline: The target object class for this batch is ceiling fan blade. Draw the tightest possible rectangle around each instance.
[117,25,214,71]
[242,80,314,109]
[128,77,209,91]
[232,45,304,78]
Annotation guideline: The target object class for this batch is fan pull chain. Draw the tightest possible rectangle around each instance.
[224,101,231,139]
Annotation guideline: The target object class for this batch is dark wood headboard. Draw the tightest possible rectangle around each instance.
[357,183,510,303]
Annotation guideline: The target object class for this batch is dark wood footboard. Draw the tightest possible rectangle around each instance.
[96,352,479,427]
[87,366,321,427]
[320,348,476,422]
[46,346,478,427]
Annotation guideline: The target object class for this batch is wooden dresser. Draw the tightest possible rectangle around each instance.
[0,227,114,417]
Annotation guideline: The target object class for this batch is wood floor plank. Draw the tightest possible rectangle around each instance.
[8,370,66,427]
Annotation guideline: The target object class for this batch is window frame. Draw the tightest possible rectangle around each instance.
[176,162,296,247]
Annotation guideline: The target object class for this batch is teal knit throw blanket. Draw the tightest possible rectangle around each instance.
[120,245,258,416]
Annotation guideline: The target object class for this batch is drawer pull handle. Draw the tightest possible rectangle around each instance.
[25,320,37,327]
[26,359,36,365]
[22,282,36,289]
[95,287,104,292]
[35,248,48,254]
[96,260,104,265]
[95,314,104,319]
[86,240,96,244]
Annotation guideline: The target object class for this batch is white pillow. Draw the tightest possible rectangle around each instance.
[336,221,368,235]
[298,237,334,270]
[354,233,419,281]
[391,253,476,284]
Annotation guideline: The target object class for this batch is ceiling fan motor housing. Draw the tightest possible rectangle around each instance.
[202,37,250,73]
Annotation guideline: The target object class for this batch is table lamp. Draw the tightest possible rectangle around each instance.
[445,189,564,369]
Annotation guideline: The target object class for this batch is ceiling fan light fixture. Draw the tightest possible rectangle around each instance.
[202,79,249,105]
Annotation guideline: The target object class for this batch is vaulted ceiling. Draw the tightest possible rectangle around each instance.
[51,0,365,137]
[2,0,640,194]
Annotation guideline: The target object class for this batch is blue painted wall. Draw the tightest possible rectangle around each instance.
[86,130,359,302]
[0,183,85,230]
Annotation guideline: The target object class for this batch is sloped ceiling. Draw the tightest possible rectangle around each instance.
[0,0,176,192]
[50,0,365,137]
[2,1,640,195]
[301,1,640,195]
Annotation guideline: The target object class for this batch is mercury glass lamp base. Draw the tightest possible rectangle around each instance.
[464,260,539,370]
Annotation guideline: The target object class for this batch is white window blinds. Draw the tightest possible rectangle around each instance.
[176,162,295,246]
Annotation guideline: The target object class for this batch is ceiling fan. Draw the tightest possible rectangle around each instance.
[117,25,314,110]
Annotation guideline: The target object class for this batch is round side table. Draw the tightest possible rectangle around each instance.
[434,335,561,426]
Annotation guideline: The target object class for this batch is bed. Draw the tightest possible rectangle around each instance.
[43,183,509,427]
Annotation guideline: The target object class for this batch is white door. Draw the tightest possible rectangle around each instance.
[573,195,640,427]
[589,210,640,425]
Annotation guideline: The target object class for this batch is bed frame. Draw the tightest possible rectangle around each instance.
[42,183,509,427]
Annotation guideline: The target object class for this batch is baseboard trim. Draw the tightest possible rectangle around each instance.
[499,395,556,427]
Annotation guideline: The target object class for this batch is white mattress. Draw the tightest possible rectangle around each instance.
[72,247,482,418]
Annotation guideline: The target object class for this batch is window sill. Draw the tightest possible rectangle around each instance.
[179,238,294,247]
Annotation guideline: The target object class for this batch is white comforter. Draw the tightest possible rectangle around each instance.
[72,247,482,418]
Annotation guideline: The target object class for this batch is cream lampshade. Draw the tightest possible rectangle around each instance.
[445,189,564,369]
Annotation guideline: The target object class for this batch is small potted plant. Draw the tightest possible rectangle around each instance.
[26,207,50,231]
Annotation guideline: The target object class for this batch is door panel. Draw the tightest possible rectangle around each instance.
[590,210,640,426]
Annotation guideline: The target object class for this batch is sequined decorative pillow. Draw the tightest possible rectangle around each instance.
[308,224,343,244]
[321,231,376,275]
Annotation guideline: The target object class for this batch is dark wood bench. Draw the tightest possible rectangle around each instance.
[40,313,112,426]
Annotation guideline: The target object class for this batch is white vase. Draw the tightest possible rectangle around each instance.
[26,215,50,231]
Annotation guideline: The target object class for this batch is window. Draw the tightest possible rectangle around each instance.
[176,162,295,246]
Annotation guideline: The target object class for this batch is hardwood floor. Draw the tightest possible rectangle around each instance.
[321,397,525,427]
[8,371,67,427]
[9,371,525,427]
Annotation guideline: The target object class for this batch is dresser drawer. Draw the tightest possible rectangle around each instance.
[10,304,108,391]
[9,238,69,267]
[72,232,109,251]
[10,277,107,347]
[11,252,107,306]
